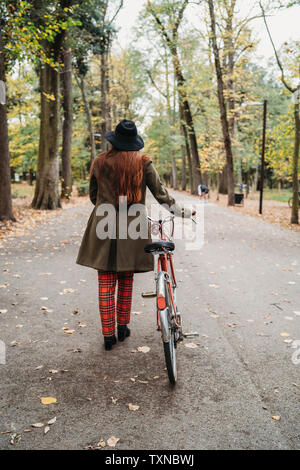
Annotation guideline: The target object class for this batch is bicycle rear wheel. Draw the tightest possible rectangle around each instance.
[163,329,177,385]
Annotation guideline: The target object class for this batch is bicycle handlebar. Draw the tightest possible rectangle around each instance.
[148,214,197,224]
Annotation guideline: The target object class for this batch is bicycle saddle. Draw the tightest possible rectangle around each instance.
[144,241,175,253]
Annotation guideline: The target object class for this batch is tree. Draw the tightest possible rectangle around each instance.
[61,45,73,198]
[31,0,76,209]
[0,6,15,221]
[207,0,235,205]
[260,2,299,223]
[147,0,202,192]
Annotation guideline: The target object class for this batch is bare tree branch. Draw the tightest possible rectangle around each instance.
[259,0,296,93]
[146,69,168,99]
[108,0,124,25]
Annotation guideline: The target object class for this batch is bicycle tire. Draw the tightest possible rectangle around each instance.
[163,332,177,385]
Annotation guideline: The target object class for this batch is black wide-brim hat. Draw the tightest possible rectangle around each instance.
[104,119,144,151]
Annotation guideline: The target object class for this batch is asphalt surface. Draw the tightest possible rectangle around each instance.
[0,191,300,450]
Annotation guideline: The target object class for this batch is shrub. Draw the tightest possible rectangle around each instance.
[77,182,89,197]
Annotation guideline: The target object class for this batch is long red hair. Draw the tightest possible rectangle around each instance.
[91,147,150,205]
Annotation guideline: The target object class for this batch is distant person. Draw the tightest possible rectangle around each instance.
[198,184,209,201]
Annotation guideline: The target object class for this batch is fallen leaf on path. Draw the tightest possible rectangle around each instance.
[40,397,57,405]
[209,284,219,288]
[111,397,118,404]
[78,322,86,328]
[138,380,148,384]
[272,416,281,421]
[137,346,150,353]
[107,436,120,447]
[35,365,43,370]
[63,328,75,334]
[185,342,198,349]
[294,311,300,316]
[10,433,21,446]
[60,288,75,295]
[16,324,23,328]
[49,369,59,374]
[128,403,140,411]
[133,311,142,315]
[31,423,44,428]
[284,339,293,344]
[0,309,7,314]
[280,332,290,337]
[130,378,136,382]
[47,417,56,425]
[97,440,106,448]
[44,426,50,435]
[40,297,48,301]
[227,323,237,328]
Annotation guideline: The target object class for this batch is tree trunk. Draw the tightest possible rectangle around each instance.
[171,157,177,189]
[32,63,61,209]
[105,52,112,133]
[208,0,235,206]
[0,26,15,221]
[291,98,299,224]
[100,52,107,152]
[182,119,194,193]
[218,164,227,194]
[61,47,73,199]
[177,73,202,192]
[180,127,187,191]
[78,75,96,162]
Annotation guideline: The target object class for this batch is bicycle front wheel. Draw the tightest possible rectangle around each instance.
[163,330,177,385]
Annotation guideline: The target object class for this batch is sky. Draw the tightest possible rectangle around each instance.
[114,0,300,61]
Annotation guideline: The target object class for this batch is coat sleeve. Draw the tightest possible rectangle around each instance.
[145,162,192,218]
[89,174,98,205]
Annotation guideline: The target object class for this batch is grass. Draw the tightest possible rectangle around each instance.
[264,189,291,203]
[12,182,35,199]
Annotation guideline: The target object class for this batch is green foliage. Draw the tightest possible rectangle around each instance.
[77,181,89,196]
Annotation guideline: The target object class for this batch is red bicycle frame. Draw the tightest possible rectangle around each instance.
[151,217,179,329]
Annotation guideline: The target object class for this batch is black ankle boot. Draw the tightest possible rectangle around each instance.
[118,325,130,342]
[104,335,117,351]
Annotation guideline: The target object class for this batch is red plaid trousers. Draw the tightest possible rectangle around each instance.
[98,270,134,337]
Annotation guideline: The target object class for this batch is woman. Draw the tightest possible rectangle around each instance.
[76,119,193,350]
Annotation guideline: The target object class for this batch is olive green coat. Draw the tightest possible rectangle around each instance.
[76,152,189,273]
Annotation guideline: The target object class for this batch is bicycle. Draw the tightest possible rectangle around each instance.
[142,214,198,385]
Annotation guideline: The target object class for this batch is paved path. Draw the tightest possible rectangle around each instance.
[0,191,299,450]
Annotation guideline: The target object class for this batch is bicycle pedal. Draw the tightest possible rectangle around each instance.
[142,292,157,298]
[183,332,199,338]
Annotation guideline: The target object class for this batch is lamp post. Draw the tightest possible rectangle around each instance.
[259,100,267,215]
[240,100,267,214]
